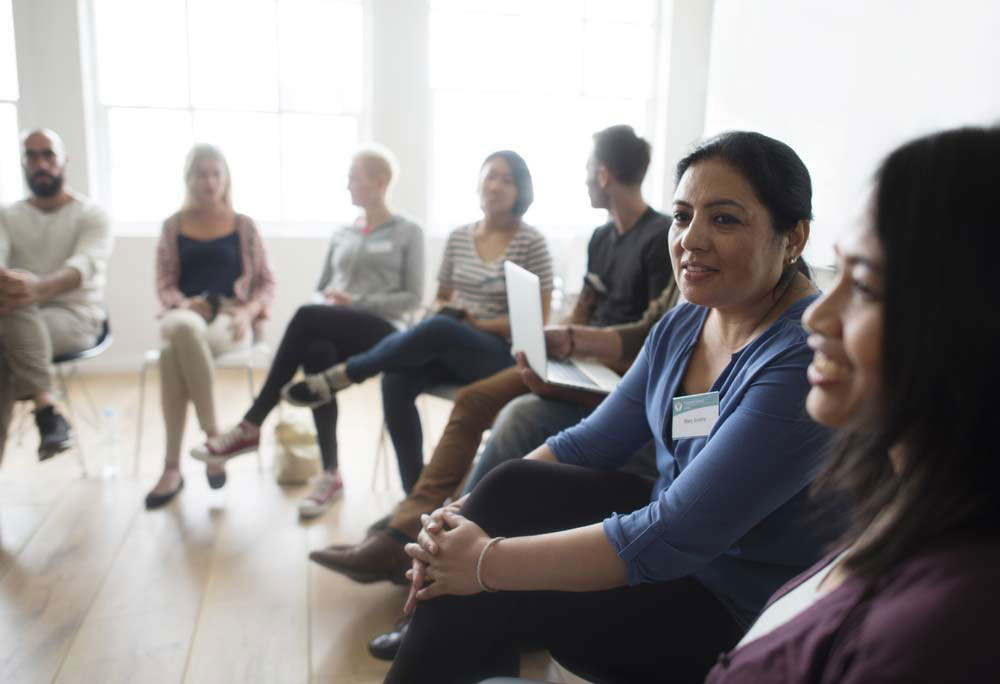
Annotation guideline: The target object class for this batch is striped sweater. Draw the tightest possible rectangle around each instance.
[437,222,553,319]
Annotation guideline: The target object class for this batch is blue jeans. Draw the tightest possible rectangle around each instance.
[462,394,592,494]
[463,394,659,495]
[345,314,514,493]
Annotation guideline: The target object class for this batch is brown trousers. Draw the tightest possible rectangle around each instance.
[388,367,529,538]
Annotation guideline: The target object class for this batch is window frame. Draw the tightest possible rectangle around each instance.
[86,0,370,236]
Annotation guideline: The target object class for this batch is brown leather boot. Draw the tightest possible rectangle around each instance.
[308,530,410,585]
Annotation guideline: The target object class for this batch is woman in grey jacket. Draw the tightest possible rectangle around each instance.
[191,147,424,518]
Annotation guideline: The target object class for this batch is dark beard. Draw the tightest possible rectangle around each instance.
[27,171,64,198]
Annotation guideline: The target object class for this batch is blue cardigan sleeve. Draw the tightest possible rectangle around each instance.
[546,337,654,469]
[605,345,831,585]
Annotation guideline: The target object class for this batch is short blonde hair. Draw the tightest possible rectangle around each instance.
[183,143,233,210]
[353,144,398,191]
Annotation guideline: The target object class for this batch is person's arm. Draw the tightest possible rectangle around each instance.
[314,237,336,298]
[0,216,11,268]
[612,280,680,362]
[409,346,831,603]
[4,204,115,308]
[407,514,625,603]
[155,217,186,310]
[542,340,654,470]
[606,349,830,585]
[245,218,276,317]
[353,222,426,319]
[563,285,597,325]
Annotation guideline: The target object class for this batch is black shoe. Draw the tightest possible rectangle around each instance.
[368,616,409,661]
[207,469,227,489]
[145,477,185,510]
[35,406,74,460]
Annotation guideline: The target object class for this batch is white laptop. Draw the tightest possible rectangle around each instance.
[504,261,621,394]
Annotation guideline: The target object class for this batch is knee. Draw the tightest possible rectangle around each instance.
[463,458,540,520]
[160,309,204,344]
[302,339,337,373]
[289,304,322,331]
[411,314,456,341]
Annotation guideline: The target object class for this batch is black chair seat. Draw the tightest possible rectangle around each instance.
[52,319,112,364]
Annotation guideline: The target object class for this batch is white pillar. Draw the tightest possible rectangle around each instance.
[659,0,715,196]
[12,0,97,197]
[368,0,431,226]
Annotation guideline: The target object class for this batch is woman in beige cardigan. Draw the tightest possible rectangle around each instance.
[146,144,275,509]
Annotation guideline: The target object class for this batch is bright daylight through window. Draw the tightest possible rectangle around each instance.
[93,0,363,227]
[0,0,20,205]
[429,0,662,235]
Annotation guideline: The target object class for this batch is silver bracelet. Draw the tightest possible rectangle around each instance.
[476,536,505,593]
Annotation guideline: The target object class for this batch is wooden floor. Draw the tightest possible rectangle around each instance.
[0,371,564,684]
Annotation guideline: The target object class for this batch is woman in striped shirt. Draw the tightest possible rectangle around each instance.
[286,150,553,494]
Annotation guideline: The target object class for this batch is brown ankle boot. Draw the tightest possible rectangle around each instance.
[308,530,410,584]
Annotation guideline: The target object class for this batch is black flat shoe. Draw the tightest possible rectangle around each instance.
[145,477,184,510]
[368,616,409,661]
[207,470,227,489]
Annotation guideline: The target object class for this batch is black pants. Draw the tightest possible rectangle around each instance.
[244,304,395,470]
[386,460,744,684]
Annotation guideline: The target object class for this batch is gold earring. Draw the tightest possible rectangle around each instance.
[788,255,798,265]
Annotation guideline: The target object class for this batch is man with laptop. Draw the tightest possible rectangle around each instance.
[309,124,676,651]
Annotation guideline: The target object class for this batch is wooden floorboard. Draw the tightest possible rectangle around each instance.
[0,371,582,684]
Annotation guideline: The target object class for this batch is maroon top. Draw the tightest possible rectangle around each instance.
[705,538,1000,683]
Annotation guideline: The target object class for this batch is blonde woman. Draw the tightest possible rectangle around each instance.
[146,144,275,509]
[191,147,424,519]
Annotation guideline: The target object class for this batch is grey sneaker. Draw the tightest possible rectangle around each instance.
[298,470,344,519]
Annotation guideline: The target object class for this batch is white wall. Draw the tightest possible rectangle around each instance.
[703,0,1000,264]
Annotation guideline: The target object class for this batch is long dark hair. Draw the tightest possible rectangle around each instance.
[816,126,1000,578]
[482,150,534,218]
[676,131,813,289]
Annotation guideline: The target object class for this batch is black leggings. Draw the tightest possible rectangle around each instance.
[244,304,395,470]
[386,460,744,684]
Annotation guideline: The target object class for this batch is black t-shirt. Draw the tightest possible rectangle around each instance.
[583,207,672,327]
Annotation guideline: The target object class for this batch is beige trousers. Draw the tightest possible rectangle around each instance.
[0,303,102,463]
[158,308,251,468]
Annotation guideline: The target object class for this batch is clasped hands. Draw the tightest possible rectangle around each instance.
[179,295,253,342]
[402,497,492,615]
[0,268,41,314]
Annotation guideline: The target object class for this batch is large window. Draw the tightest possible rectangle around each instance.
[93,0,363,228]
[429,0,664,234]
[0,0,20,205]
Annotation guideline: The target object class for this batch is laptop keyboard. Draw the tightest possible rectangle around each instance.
[547,360,598,388]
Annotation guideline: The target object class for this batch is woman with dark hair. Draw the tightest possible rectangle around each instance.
[384,131,841,684]
[284,150,553,497]
[703,126,1000,682]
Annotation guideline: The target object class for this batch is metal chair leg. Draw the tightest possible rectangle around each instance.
[56,366,88,478]
[134,361,149,477]
[245,363,263,473]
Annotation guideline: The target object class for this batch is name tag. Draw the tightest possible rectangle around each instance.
[367,241,393,253]
[672,391,720,439]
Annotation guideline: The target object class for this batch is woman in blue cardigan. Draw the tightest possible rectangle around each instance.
[386,132,843,684]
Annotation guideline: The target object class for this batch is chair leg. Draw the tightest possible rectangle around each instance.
[371,418,392,492]
[245,364,262,473]
[135,362,149,477]
[56,366,88,478]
